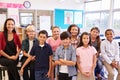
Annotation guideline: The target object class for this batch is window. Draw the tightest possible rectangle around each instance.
[113,12,120,30]
[114,0,120,9]
[20,13,33,26]
[84,12,109,33]
[85,13,100,28]
[85,1,101,11]
[85,0,110,11]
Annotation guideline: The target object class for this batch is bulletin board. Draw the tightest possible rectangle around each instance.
[54,9,83,29]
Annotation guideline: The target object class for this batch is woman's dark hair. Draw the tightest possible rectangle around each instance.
[78,32,91,47]
[67,24,80,35]
[90,27,101,52]
[3,18,16,41]
[60,31,71,40]
[38,30,48,38]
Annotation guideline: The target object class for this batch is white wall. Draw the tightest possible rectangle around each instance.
[0,0,84,10]
[0,0,84,32]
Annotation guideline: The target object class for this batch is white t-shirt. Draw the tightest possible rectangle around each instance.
[59,49,68,73]
[28,40,33,54]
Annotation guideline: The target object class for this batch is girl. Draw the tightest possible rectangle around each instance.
[67,24,80,80]
[67,24,80,48]
[76,32,97,80]
[46,26,61,80]
[0,18,21,80]
[90,27,103,80]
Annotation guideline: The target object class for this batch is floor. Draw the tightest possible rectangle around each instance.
[0,67,118,80]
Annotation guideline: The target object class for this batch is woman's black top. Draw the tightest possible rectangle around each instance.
[4,39,17,56]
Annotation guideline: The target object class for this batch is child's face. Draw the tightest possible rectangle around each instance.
[105,31,114,41]
[38,33,47,44]
[70,26,79,36]
[82,35,90,46]
[62,37,70,47]
[26,30,36,39]
[90,29,99,38]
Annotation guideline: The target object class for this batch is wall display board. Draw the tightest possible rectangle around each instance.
[54,9,83,29]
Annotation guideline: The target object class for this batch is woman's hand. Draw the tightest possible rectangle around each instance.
[9,55,18,60]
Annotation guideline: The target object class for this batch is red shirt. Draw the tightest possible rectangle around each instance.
[0,32,21,56]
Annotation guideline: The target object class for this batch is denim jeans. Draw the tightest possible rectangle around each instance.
[35,70,49,80]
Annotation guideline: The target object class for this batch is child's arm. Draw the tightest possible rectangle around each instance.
[76,55,83,73]
[23,51,31,58]
[47,55,52,78]
[20,55,32,75]
[101,41,112,64]
[59,59,76,66]
[58,47,76,66]
[114,42,120,63]
[91,54,97,72]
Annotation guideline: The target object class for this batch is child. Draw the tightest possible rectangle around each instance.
[100,29,120,80]
[54,31,77,80]
[21,25,39,80]
[90,27,103,79]
[20,30,53,80]
[67,24,80,48]
[76,32,97,80]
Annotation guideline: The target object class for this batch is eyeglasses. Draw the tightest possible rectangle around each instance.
[27,31,35,32]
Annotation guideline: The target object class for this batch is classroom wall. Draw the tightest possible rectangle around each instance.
[0,0,84,10]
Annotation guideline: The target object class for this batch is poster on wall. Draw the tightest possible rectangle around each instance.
[39,16,52,35]
[64,11,73,24]
[54,9,83,29]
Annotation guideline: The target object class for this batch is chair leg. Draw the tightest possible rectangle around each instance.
[2,67,5,80]
[0,68,2,80]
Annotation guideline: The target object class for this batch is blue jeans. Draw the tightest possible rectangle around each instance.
[95,57,104,76]
[35,70,49,80]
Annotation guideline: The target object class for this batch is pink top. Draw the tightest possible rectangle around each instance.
[46,37,61,52]
[76,46,97,72]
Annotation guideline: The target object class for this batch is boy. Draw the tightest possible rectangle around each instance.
[54,31,77,80]
[101,29,120,80]
[21,25,39,80]
[20,30,53,80]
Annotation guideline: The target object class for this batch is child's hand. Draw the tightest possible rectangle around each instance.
[82,72,90,77]
[59,59,64,62]
[88,70,93,77]
[19,68,24,76]
[111,61,118,68]
[31,56,36,61]
[46,71,51,78]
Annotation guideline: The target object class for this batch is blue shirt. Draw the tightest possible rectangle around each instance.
[30,43,53,71]
[54,45,77,76]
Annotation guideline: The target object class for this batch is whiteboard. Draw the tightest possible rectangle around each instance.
[39,16,52,36]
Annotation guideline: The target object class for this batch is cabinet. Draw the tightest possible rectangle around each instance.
[16,27,24,42]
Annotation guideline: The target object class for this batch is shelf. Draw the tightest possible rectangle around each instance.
[16,27,24,42]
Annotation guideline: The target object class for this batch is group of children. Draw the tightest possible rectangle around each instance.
[0,18,120,80]
[19,24,120,80]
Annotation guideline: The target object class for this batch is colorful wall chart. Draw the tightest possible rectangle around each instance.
[54,9,83,29]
